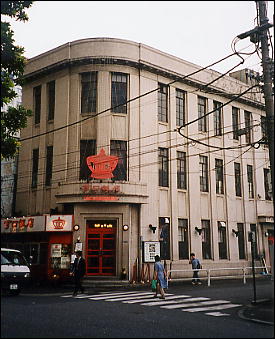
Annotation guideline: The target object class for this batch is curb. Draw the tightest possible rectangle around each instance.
[238,307,274,326]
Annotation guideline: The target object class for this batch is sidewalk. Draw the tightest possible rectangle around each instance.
[238,298,274,325]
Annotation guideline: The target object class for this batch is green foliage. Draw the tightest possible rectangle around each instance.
[1,1,34,159]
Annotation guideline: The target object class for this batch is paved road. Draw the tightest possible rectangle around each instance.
[1,280,273,338]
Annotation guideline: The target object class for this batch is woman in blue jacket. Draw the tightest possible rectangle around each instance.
[153,255,167,299]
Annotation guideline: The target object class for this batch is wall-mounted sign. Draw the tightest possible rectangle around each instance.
[83,196,119,201]
[143,241,160,263]
[51,244,62,257]
[46,215,73,232]
[1,216,45,233]
[86,148,118,179]
[81,184,121,194]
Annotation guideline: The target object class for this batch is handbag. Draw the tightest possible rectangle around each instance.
[151,279,157,291]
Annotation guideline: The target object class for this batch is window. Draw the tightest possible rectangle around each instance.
[47,81,55,121]
[177,151,187,189]
[111,72,127,113]
[45,146,53,186]
[199,155,208,192]
[232,107,239,140]
[218,221,227,259]
[264,168,272,200]
[159,217,170,260]
[110,140,127,181]
[234,162,242,197]
[213,101,223,136]
[215,159,224,194]
[237,223,245,259]
[159,148,169,187]
[81,72,97,114]
[244,111,252,144]
[178,219,189,259]
[261,115,267,141]
[33,85,41,124]
[176,89,185,126]
[250,224,259,259]
[201,220,211,259]
[79,140,96,180]
[158,83,168,122]
[31,148,39,188]
[247,165,254,199]
[198,96,207,132]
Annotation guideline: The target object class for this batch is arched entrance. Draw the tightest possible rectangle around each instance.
[86,220,116,276]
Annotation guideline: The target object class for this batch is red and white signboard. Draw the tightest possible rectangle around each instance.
[1,216,45,233]
[46,215,73,232]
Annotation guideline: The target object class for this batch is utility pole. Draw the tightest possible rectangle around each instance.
[257,1,274,200]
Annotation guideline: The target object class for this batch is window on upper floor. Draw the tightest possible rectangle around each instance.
[261,115,268,147]
[158,83,168,123]
[244,110,252,144]
[215,158,224,194]
[234,162,242,197]
[213,101,223,136]
[31,148,39,188]
[79,140,96,181]
[110,140,127,181]
[33,85,41,124]
[81,72,97,114]
[45,146,53,186]
[264,168,272,200]
[177,151,187,190]
[198,96,207,132]
[247,164,254,199]
[199,155,208,192]
[47,81,55,121]
[176,89,185,126]
[111,73,127,114]
[232,107,240,140]
[159,147,169,187]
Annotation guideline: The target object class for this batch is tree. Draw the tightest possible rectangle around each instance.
[1,1,34,159]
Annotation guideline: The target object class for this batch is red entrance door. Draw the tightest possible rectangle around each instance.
[86,221,116,276]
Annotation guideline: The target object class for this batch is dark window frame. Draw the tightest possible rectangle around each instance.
[218,221,227,259]
[81,72,97,114]
[247,164,254,199]
[158,83,168,123]
[199,155,209,192]
[33,85,41,125]
[232,106,240,140]
[178,218,189,260]
[159,217,170,260]
[47,80,55,121]
[177,151,187,189]
[213,101,222,136]
[79,140,96,181]
[110,140,127,181]
[237,223,246,259]
[198,96,207,132]
[111,72,128,114]
[234,162,242,197]
[264,168,272,200]
[176,89,185,126]
[31,148,39,188]
[244,110,252,144]
[201,219,212,259]
[45,146,53,186]
[159,147,169,187]
[215,158,224,194]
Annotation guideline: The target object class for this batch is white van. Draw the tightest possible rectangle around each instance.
[1,248,31,295]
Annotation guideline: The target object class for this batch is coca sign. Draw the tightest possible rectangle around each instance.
[86,148,118,179]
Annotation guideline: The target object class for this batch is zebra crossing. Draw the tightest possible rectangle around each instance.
[61,290,242,317]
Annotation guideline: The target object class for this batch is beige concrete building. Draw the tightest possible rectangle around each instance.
[5,38,274,281]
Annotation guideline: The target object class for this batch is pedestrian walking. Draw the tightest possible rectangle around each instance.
[70,251,86,296]
[189,252,202,285]
[153,255,167,299]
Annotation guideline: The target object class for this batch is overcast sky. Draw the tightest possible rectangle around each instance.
[5,1,274,74]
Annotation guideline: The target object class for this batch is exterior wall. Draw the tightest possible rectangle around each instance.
[14,38,273,279]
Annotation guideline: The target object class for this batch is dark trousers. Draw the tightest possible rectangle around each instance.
[73,275,84,294]
[192,270,201,283]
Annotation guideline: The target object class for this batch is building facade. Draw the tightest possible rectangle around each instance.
[2,38,273,281]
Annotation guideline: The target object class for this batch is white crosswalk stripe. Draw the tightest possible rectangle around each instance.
[60,290,242,317]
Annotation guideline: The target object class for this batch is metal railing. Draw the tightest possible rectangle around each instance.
[166,266,272,287]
